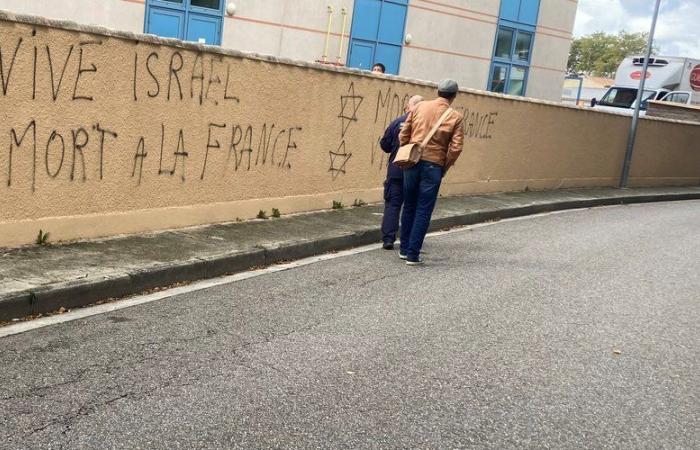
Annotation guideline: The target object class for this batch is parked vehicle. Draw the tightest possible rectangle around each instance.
[590,56,700,114]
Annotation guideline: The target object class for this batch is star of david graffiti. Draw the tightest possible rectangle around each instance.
[338,82,364,138]
[329,141,352,180]
[330,82,364,180]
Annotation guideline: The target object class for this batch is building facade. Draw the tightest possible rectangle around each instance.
[0,0,577,100]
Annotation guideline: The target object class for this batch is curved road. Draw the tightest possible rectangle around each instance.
[1,201,698,449]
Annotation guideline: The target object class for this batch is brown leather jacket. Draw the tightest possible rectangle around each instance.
[398,97,464,170]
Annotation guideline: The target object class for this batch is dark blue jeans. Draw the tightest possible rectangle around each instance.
[381,178,403,244]
[400,160,443,259]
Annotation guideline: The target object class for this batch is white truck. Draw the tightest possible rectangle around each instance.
[590,56,700,114]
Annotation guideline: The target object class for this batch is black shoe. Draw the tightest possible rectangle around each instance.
[406,257,424,266]
[382,242,394,250]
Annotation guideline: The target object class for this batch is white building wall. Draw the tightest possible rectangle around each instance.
[528,0,578,99]
[538,0,578,36]
[222,0,353,63]
[0,0,144,33]
[400,0,498,90]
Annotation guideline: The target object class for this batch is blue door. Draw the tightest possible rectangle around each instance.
[146,0,224,45]
[148,6,185,39]
[348,40,375,70]
[347,0,408,75]
[186,13,221,44]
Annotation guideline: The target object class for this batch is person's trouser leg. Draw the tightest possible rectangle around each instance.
[400,165,421,255]
[407,162,442,260]
[381,179,403,244]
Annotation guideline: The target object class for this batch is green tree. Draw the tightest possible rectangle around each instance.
[568,31,657,77]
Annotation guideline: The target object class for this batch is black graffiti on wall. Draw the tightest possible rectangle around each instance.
[0,29,244,106]
[0,33,103,102]
[338,82,363,137]
[4,119,302,189]
[129,123,303,185]
[456,107,499,140]
[329,141,352,179]
[330,82,363,179]
[211,123,302,178]
[6,121,118,191]
[132,50,240,105]
[371,87,409,169]
[0,27,307,191]
[374,88,408,130]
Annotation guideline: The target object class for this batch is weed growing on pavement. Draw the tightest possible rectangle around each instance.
[332,200,344,210]
[257,210,268,219]
[271,208,281,218]
[352,199,367,207]
[36,229,50,246]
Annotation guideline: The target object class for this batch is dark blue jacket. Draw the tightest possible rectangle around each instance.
[380,113,408,180]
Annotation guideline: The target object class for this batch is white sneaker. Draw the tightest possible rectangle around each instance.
[399,253,407,260]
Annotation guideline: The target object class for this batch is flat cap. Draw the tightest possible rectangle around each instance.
[437,79,459,94]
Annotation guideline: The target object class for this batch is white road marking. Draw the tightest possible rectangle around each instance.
[0,208,590,338]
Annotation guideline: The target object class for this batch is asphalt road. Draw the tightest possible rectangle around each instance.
[1,201,698,449]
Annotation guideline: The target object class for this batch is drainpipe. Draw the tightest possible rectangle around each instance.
[336,7,348,64]
[322,5,334,63]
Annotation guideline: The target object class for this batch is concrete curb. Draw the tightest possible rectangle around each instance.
[2,191,699,322]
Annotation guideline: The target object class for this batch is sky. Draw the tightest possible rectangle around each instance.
[573,0,700,59]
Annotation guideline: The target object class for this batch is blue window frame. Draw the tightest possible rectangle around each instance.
[145,0,224,45]
[499,0,540,26]
[347,0,409,75]
[488,0,539,96]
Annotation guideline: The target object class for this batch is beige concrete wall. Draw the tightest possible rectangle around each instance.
[1,12,698,248]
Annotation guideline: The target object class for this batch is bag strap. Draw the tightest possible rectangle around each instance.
[420,107,454,147]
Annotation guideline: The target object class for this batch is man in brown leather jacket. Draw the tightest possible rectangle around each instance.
[397,79,464,265]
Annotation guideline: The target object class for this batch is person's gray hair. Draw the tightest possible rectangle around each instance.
[406,95,424,108]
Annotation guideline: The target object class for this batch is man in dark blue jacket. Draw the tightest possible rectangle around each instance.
[379,95,423,249]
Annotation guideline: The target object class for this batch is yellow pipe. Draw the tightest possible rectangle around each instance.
[322,5,334,62]
[336,8,348,64]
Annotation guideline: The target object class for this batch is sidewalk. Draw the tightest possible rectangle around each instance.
[2,187,699,322]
